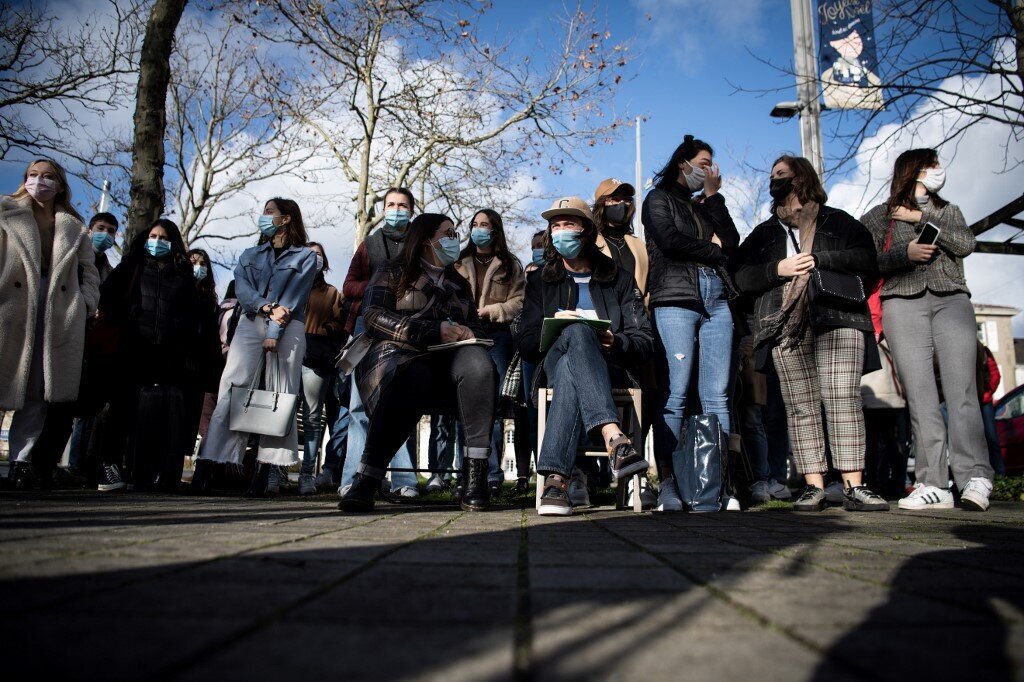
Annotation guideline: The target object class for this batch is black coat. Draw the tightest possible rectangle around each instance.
[514,250,653,372]
[642,185,740,314]
[732,205,879,370]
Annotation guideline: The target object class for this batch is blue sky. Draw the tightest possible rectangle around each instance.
[3,0,1023,328]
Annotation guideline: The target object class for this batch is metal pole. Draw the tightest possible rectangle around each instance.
[790,0,824,177]
[634,115,643,240]
[97,180,111,213]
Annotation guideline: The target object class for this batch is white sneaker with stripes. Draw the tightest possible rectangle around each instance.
[897,484,954,510]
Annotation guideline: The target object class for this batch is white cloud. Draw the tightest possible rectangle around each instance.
[827,68,1024,335]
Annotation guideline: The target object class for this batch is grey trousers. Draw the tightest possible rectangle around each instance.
[883,291,993,489]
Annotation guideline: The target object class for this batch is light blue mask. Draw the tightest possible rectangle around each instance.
[384,209,411,230]
[433,237,461,266]
[193,265,208,280]
[532,248,546,265]
[470,228,493,248]
[258,215,279,237]
[92,231,115,253]
[145,238,171,258]
[551,230,582,259]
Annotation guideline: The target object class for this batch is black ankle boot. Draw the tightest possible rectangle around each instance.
[244,463,271,498]
[460,458,490,512]
[190,459,214,495]
[338,473,379,512]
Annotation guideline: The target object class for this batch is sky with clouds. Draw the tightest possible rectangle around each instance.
[3,0,1022,330]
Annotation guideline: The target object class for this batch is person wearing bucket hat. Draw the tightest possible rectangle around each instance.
[593,178,648,297]
[514,196,653,516]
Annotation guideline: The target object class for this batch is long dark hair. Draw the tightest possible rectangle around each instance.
[308,241,330,288]
[653,134,714,190]
[396,213,455,297]
[127,218,190,268]
[541,215,608,283]
[770,155,828,213]
[257,198,308,247]
[187,247,217,306]
[458,209,518,283]
[886,148,949,215]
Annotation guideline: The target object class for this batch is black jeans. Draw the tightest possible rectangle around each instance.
[358,346,498,479]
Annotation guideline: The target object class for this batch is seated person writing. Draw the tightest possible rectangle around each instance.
[515,197,654,516]
[339,214,498,512]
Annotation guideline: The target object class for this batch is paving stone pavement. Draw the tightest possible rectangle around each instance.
[1,492,1022,681]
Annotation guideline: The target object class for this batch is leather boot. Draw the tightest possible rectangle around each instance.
[245,463,271,498]
[338,473,379,512]
[190,459,214,495]
[460,457,490,512]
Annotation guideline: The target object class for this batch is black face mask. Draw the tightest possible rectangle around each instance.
[769,177,794,201]
[604,202,629,226]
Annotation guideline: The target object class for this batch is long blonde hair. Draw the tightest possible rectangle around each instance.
[10,158,83,221]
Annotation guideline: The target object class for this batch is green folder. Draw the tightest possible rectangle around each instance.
[539,317,612,353]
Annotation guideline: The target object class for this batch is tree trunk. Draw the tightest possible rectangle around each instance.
[126,0,188,243]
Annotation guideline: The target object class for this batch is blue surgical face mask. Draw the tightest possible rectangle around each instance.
[258,215,279,237]
[92,231,115,253]
[146,238,171,258]
[532,248,546,265]
[193,264,208,280]
[432,236,461,266]
[551,230,583,259]
[384,209,411,230]
[470,228,493,248]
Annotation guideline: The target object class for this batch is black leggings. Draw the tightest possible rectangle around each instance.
[359,346,498,478]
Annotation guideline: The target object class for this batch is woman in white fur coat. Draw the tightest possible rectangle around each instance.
[0,158,100,488]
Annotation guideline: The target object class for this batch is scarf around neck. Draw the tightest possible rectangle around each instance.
[761,201,820,348]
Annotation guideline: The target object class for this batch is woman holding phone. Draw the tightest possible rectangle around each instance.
[860,148,993,511]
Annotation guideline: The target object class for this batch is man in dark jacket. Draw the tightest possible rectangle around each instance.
[515,197,653,516]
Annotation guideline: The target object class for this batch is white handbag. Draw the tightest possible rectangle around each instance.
[335,333,372,376]
[229,352,298,437]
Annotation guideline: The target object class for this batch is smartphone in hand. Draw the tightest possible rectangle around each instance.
[917,222,941,246]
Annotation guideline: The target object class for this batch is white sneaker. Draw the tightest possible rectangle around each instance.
[750,480,771,504]
[627,477,658,509]
[338,484,351,498]
[898,484,954,510]
[298,473,316,495]
[657,477,684,512]
[724,495,742,511]
[767,480,792,500]
[425,475,446,493]
[824,481,845,505]
[568,467,590,507]
[960,477,992,512]
[396,485,420,498]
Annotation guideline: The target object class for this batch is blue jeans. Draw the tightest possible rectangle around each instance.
[981,402,1004,476]
[653,268,734,465]
[763,371,790,483]
[537,324,619,477]
[339,317,417,491]
[428,414,459,479]
[300,366,333,475]
[322,369,351,477]
[741,402,770,482]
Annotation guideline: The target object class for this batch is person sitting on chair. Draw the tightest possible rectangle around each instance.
[339,213,498,513]
[515,197,654,516]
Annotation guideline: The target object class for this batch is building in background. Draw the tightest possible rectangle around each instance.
[974,303,1020,400]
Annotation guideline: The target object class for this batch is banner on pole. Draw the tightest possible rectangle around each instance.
[818,0,883,110]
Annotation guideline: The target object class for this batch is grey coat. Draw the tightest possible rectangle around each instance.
[860,200,975,299]
[0,196,100,409]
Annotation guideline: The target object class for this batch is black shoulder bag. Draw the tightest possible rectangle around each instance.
[787,229,865,306]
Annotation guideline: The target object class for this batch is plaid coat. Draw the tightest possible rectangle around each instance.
[355,260,483,415]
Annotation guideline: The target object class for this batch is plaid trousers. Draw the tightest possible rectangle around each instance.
[771,326,866,475]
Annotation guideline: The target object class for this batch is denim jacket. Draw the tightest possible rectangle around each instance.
[234,242,317,340]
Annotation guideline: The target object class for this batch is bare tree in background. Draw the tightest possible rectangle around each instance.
[721,147,774,239]
[0,0,144,162]
[739,0,1024,175]
[240,0,633,246]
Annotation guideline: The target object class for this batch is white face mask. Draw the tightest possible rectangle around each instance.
[315,254,324,272]
[918,166,946,192]
[682,161,706,192]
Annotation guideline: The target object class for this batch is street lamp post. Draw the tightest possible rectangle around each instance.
[772,0,825,177]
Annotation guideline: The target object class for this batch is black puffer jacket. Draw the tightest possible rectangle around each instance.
[732,205,878,368]
[642,185,739,314]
